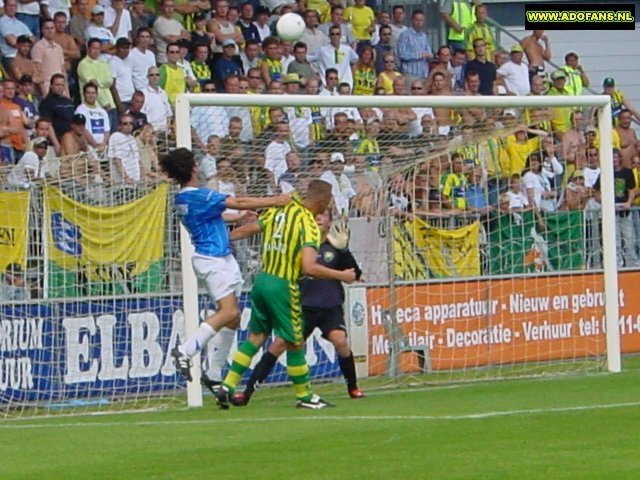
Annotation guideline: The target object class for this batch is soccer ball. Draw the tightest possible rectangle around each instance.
[276,13,305,42]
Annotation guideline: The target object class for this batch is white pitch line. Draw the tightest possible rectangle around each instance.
[2,401,639,430]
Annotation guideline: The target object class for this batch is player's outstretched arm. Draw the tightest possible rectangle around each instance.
[229,222,262,241]
[301,247,357,283]
[225,194,291,211]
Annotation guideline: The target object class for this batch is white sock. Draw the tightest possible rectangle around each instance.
[204,327,236,381]
[182,323,216,357]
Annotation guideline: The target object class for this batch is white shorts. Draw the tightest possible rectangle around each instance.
[191,253,243,302]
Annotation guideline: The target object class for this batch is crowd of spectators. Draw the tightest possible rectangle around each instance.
[1,0,640,286]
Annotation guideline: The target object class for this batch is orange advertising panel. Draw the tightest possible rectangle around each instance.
[366,272,640,375]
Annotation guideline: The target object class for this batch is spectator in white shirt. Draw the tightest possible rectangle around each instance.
[497,44,530,96]
[320,152,356,215]
[7,136,47,188]
[108,113,145,184]
[307,24,359,89]
[128,27,156,91]
[264,122,292,190]
[85,5,115,55]
[104,0,132,41]
[141,66,172,135]
[75,82,111,149]
[109,37,135,112]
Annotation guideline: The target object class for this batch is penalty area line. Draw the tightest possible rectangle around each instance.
[2,401,640,430]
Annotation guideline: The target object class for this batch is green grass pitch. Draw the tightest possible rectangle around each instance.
[2,358,640,480]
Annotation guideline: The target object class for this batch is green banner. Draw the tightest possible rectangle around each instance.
[488,210,584,274]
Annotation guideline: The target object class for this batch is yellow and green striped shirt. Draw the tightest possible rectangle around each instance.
[258,200,320,282]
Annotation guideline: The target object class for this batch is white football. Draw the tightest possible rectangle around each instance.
[276,13,305,42]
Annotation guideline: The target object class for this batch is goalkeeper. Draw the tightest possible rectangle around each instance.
[232,209,365,407]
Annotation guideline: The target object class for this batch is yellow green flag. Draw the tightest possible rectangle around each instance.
[44,184,169,296]
[393,218,481,280]
[0,190,30,271]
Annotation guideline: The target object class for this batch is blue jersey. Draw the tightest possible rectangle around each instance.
[174,187,231,257]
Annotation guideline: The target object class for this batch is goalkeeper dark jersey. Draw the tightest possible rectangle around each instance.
[300,241,362,308]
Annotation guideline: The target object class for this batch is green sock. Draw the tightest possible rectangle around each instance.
[223,341,259,392]
[286,349,312,401]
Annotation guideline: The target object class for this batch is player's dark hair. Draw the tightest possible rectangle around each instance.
[159,147,195,185]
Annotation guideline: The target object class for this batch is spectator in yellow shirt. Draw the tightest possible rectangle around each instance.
[344,0,375,51]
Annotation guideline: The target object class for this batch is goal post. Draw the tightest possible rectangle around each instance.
[174,92,620,408]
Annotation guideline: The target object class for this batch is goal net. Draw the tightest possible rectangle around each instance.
[1,91,633,418]
[174,91,632,407]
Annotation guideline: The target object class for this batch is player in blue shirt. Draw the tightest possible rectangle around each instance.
[159,147,291,384]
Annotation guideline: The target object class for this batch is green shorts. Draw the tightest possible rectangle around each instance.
[249,272,304,345]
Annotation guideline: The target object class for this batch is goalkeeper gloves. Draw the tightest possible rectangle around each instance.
[327,218,350,251]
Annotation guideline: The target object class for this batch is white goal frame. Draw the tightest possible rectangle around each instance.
[175,93,619,408]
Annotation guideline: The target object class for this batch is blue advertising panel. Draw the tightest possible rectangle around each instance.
[0,294,341,405]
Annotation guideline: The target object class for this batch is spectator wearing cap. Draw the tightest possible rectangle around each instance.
[602,77,640,126]
[464,3,495,62]
[52,12,82,80]
[546,69,572,138]
[28,118,60,168]
[561,52,589,96]
[141,66,173,136]
[253,6,272,42]
[307,24,358,89]
[104,0,132,41]
[238,2,261,43]
[209,0,244,56]
[0,263,30,301]
[31,20,66,98]
[213,39,243,92]
[39,74,75,138]
[0,79,28,162]
[109,38,135,113]
[496,44,529,96]
[0,1,34,72]
[78,37,117,131]
[10,35,36,88]
[320,151,356,215]
[60,112,91,156]
[558,169,590,211]
[153,0,191,65]
[6,136,47,188]
[69,0,91,49]
[85,5,116,54]
[75,81,111,150]
[128,28,156,92]
[108,113,145,186]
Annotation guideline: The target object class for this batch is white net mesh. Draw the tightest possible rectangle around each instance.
[1,91,635,417]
